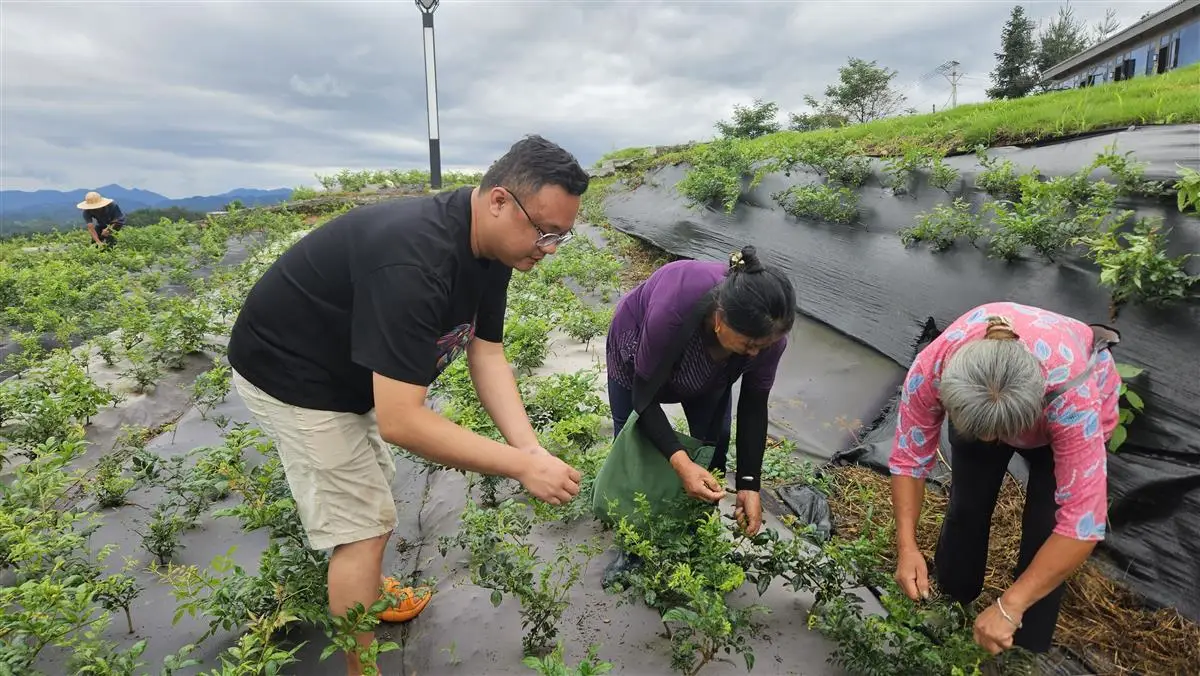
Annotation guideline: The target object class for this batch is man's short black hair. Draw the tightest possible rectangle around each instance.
[480,134,590,199]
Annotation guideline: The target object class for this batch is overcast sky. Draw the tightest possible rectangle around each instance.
[2,0,1166,197]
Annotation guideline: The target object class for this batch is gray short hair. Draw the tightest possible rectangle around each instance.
[940,339,1045,441]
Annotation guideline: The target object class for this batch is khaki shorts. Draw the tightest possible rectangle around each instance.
[232,369,397,550]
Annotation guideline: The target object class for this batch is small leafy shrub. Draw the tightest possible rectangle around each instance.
[987,171,1117,262]
[1078,217,1198,316]
[771,137,871,188]
[1109,363,1147,452]
[91,453,136,509]
[881,145,937,195]
[899,199,987,252]
[524,642,614,675]
[506,316,553,373]
[561,304,613,349]
[438,498,597,657]
[290,186,320,200]
[928,157,960,193]
[973,149,1022,201]
[677,138,757,214]
[772,184,859,224]
[608,494,765,675]
[0,348,116,458]
[192,359,232,419]
[1090,144,1164,197]
[1175,166,1200,214]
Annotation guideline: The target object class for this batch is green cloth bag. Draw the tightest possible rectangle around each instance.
[590,287,736,528]
[591,409,717,527]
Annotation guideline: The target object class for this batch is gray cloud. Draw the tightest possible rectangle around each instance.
[2,0,1161,197]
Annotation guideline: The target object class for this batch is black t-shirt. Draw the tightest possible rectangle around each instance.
[83,203,125,229]
[227,186,512,414]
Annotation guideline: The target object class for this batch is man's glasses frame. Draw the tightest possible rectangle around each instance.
[505,187,574,248]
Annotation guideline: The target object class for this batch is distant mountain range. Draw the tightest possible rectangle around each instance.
[1,183,295,229]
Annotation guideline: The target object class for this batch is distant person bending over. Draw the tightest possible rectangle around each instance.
[226,135,590,676]
[77,191,125,246]
[890,301,1121,656]
[603,247,796,582]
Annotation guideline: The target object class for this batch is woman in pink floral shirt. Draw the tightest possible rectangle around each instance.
[889,301,1121,656]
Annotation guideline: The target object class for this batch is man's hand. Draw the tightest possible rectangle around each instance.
[516,449,581,505]
[973,600,1020,655]
[895,546,931,601]
[669,451,724,502]
[734,490,762,535]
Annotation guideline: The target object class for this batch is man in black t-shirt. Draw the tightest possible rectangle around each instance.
[227,135,589,674]
[77,191,126,246]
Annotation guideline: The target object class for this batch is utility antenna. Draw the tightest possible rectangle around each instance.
[934,60,963,108]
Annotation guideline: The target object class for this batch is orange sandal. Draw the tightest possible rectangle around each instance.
[378,577,432,623]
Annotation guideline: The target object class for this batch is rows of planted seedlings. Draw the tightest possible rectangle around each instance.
[2,192,1088,676]
[674,135,1198,322]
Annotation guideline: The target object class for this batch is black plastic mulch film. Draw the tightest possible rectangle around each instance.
[602,125,1200,622]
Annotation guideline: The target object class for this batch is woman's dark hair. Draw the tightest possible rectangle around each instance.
[717,246,797,339]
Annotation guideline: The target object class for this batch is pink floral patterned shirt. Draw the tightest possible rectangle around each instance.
[889,302,1121,542]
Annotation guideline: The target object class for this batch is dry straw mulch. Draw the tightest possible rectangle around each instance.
[823,464,1200,676]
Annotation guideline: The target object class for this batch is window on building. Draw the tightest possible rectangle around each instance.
[1157,44,1171,73]
[1123,58,1136,79]
[1173,37,1181,67]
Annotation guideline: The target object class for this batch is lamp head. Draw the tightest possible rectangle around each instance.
[415,0,439,13]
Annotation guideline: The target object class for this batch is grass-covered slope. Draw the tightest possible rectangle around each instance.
[602,63,1200,170]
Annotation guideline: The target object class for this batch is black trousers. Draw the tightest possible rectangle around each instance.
[934,426,1064,653]
[607,379,733,473]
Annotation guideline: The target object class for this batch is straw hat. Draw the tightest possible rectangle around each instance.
[76,191,114,210]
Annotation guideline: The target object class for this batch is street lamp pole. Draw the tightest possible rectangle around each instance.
[415,0,442,190]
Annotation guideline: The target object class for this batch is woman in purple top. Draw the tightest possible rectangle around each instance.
[605,246,796,537]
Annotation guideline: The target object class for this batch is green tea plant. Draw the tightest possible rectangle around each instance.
[191,358,232,419]
[772,184,859,224]
[506,316,553,373]
[769,136,871,189]
[561,303,613,349]
[881,145,937,195]
[1175,166,1200,214]
[898,198,987,252]
[0,348,116,460]
[973,148,1023,201]
[676,138,758,214]
[986,171,1112,262]
[523,642,614,675]
[163,426,332,669]
[438,498,598,657]
[90,452,136,509]
[608,495,765,675]
[1089,143,1165,197]
[1078,217,1198,317]
[0,430,153,674]
[322,597,402,676]
[1109,363,1147,452]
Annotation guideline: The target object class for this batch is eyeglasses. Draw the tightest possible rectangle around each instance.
[505,187,574,249]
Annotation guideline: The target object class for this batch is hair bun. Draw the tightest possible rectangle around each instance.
[729,246,764,274]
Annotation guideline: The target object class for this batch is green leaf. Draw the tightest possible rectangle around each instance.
[1115,363,1145,379]
[1108,425,1127,452]
[1125,390,1145,411]
[744,652,756,671]
[490,589,503,607]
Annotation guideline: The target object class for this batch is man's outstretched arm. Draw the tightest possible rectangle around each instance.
[466,337,541,451]
[373,372,579,504]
